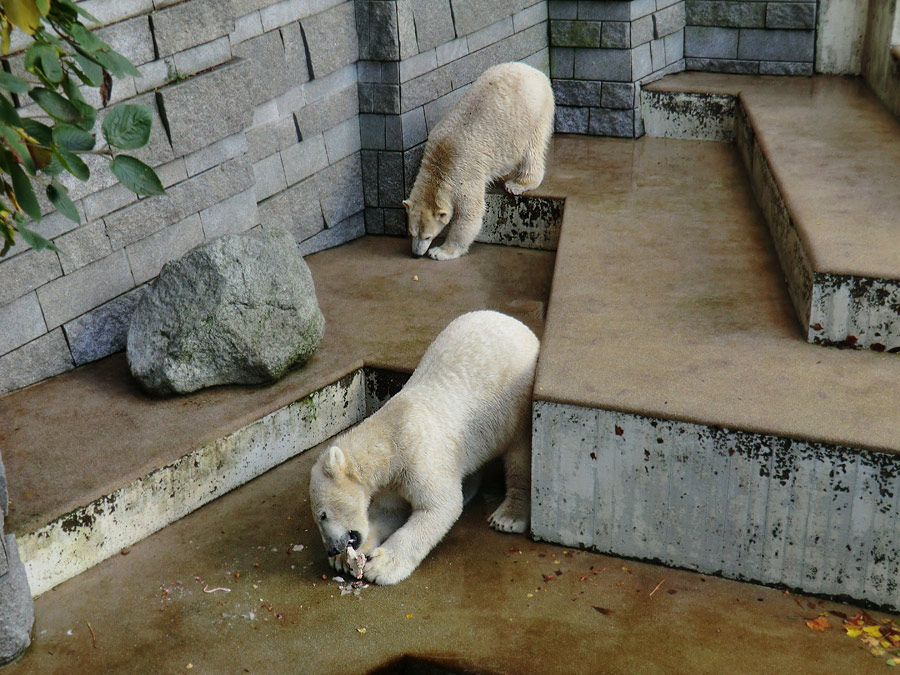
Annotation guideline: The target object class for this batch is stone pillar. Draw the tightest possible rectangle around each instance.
[550,0,686,137]
[0,451,34,665]
[356,0,551,235]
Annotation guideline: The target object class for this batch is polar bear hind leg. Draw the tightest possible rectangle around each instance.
[488,424,531,534]
[504,114,552,196]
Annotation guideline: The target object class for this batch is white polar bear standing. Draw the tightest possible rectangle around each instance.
[308,310,540,585]
[404,62,555,261]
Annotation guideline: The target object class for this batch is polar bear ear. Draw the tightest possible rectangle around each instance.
[435,208,450,225]
[324,446,347,477]
[402,199,411,211]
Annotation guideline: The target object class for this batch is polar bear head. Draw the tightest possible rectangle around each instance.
[309,446,370,557]
[403,197,451,256]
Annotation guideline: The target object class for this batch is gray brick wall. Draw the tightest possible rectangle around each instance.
[0,0,368,394]
[357,0,550,234]
[549,0,686,138]
[684,1,817,75]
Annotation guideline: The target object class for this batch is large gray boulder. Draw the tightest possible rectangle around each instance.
[127,228,325,395]
[0,451,34,666]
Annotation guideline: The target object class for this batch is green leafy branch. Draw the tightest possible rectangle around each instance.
[0,0,165,257]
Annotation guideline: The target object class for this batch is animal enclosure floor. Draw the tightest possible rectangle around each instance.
[2,444,895,675]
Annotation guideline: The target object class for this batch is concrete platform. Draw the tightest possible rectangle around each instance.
[642,74,900,351]
[2,446,896,675]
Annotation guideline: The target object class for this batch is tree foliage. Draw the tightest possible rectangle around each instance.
[0,0,164,257]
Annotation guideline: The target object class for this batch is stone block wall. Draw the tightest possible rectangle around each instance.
[0,0,365,395]
[357,0,550,235]
[684,1,818,75]
[549,0,687,137]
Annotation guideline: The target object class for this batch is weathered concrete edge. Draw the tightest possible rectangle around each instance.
[639,89,737,142]
[532,399,900,611]
[19,370,368,597]
[477,193,565,251]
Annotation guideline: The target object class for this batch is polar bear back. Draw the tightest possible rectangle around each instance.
[427,62,554,181]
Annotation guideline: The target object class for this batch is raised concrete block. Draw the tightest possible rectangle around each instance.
[254,153,288,201]
[377,151,404,206]
[80,0,153,25]
[246,117,298,164]
[0,292,46,357]
[653,2,685,38]
[685,0,765,28]
[360,114,386,150]
[602,81,636,109]
[184,133,250,178]
[232,30,295,101]
[0,329,73,395]
[55,221,112,275]
[126,214,204,285]
[232,10,265,45]
[514,2,548,32]
[260,0,311,31]
[553,79,603,106]
[554,105,589,133]
[632,41,653,80]
[574,47,632,81]
[298,210,365,256]
[400,49,438,84]
[684,25,739,59]
[450,0,512,37]
[630,0,655,19]
[63,286,146,366]
[361,150,378,206]
[759,60,813,76]
[396,0,418,59]
[316,154,363,226]
[577,0,629,20]
[157,58,254,156]
[436,36,469,66]
[356,0,400,61]
[601,21,630,49]
[409,0,455,52]
[324,117,362,163]
[199,188,260,240]
[37,250,134,330]
[766,2,816,30]
[152,0,235,58]
[383,207,406,235]
[173,35,232,79]
[259,177,324,240]
[359,83,401,114]
[468,17,515,53]
[400,107,428,147]
[0,251,62,307]
[282,134,329,185]
[96,15,155,67]
[684,56,760,74]
[550,46,575,78]
[665,29,685,64]
[738,28,814,62]
[549,0,577,20]
[171,156,255,216]
[400,64,453,112]
[301,1,358,78]
[589,107,636,137]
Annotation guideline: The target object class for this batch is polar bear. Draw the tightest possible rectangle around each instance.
[308,310,540,585]
[404,62,555,260]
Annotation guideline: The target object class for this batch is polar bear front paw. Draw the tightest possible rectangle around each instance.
[504,178,540,196]
[362,547,415,585]
[427,244,463,261]
[488,499,529,534]
[329,553,351,575]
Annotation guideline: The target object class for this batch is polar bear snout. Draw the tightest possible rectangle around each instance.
[325,530,361,557]
[411,236,433,256]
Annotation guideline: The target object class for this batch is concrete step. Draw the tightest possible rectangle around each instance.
[531,135,900,610]
[0,237,554,596]
[641,73,900,353]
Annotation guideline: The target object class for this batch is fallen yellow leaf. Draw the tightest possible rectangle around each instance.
[806,616,830,632]
[864,626,883,638]
[846,628,863,638]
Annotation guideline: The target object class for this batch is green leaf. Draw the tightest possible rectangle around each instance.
[109,155,164,196]
[24,43,60,86]
[5,0,41,35]
[30,88,81,123]
[72,100,97,132]
[0,95,22,127]
[42,153,64,176]
[9,163,41,221]
[46,180,79,223]
[35,0,50,16]
[72,53,102,86]
[21,118,52,146]
[92,49,141,79]
[61,74,86,104]
[67,22,108,55]
[39,46,64,84]
[55,0,100,24]
[0,72,30,94]
[0,123,36,174]
[102,104,152,150]
[52,124,94,151]
[54,146,89,180]
[17,224,58,252]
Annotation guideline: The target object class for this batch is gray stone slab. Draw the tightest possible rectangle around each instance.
[0,292,46,357]
[55,221,112,275]
[364,207,385,234]
[0,250,62,307]
[766,2,816,30]
[153,0,235,58]
[158,58,254,157]
[554,105,590,133]
[0,329,73,395]
[259,0,311,30]
[650,37,666,72]
[356,0,400,61]
[631,14,653,46]
[359,83,402,114]
[399,49,438,84]
[360,113,386,150]
[301,1,358,78]
[632,41,653,80]
[665,29,685,64]
[589,107,636,137]
[96,15,155,67]
[361,150,379,207]
[63,286,146,366]
[36,250,134,330]
[171,156,256,216]
[549,0,576,19]
[550,47,575,77]
[377,151,404,207]
[232,30,296,102]
[295,85,358,139]
[400,63,454,112]
[324,117,362,163]
[552,79,603,106]
[436,36,470,66]
[410,0,456,51]
[401,106,428,147]
[451,0,513,36]
[551,19,600,48]
[653,2,685,38]
[403,143,425,190]
[601,21,630,49]
[298,210,365,256]
[199,188,260,240]
[232,10,265,44]
[685,1,766,28]
[282,134,330,185]
[577,0,629,20]
[314,154,364,226]
[254,154,288,201]
[134,58,174,95]
[185,133,250,177]
[684,56,760,74]
[173,35,232,79]
[396,0,418,59]
[127,214,205,285]
[602,81,636,109]
[1,207,82,260]
[737,28,814,62]
[468,17,515,53]
[258,176,324,241]
[383,207,406,235]
[246,117,299,164]
[758,60,813,76]
[630,0,656,19]
[385,115,403,150]
[684,25,739,59]
[514,2,548,32]
[574,47,631,81]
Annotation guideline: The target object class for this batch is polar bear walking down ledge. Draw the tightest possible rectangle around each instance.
[309,311,540,585]
[404,62,555,260]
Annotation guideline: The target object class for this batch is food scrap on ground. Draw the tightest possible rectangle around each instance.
[203,585,231,593]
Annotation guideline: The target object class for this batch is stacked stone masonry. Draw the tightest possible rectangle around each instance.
[549,0,687,137]
[357,0,551,235]
[684,1,817,75]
